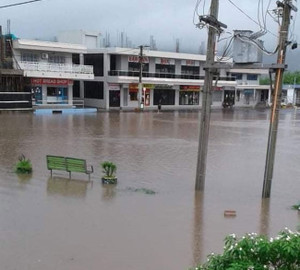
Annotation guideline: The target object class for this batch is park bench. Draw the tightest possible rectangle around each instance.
[46,155,94,180]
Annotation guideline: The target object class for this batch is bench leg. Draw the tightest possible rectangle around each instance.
[88,173,91,181]
[50,170,52,178]
[69,171,71,179]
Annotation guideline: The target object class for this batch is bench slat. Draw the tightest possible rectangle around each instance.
[47,155,66,171]
[47,155,93,180]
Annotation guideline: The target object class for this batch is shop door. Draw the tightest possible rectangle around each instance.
[260,90,269,103]
[223,90,235,105]
[109,90,120,107]
[34,86,42,104]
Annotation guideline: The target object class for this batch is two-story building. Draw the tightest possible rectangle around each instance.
[72,46,271,111]
[12,39,94,108]
[75,47,237,110]
[228,69,270,107]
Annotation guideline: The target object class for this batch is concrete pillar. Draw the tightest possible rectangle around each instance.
[175,60,181,74]
[42,85,47,104]
[175,88,179,106]
[68,85,73,105]
[120,84,124,108]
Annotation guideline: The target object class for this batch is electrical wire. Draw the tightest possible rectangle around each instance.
[227,0,278,38]
[0,0,42,9]
[236,34,278,55]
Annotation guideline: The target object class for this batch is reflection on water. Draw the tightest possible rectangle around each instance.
[193,191,205,266]
[47,177,89,198]
[17,173,33,183]
[259,199,270,236]
[0,109,299,270]
[101,185,117,201]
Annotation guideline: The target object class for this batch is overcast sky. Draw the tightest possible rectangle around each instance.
[0,0,299,68]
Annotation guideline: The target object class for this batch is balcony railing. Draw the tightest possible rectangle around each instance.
[108,70,236,81]
[19,61,94,75]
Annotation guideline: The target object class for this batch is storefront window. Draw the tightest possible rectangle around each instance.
[179,91,199,105]
[154,89,175,105]
[47,87,68,103]
[129,91,138,101]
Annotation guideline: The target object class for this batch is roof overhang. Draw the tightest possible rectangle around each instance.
[13,39,87,54]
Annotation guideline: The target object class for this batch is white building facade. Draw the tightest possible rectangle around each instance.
[75,47,269,110]
[12,39,94,107]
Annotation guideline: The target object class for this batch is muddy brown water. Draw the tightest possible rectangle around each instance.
[0,109,299,270]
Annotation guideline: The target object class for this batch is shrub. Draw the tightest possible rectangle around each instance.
[101,161,117,178]
[292,202,300,211]
[191,229,300,270]
[15,154,32,174]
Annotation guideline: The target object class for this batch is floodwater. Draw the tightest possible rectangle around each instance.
[0,108,299,270]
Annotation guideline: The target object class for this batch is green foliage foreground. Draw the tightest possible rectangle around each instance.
[191,229,300,270]
[15,154,32,174]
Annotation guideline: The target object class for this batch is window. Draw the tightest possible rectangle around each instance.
[84,81,104,99]
[110,54,117,70]
[129,91,138,101]
[153,89,175,105]
[49,55,65,64]
[84,54,104,76]
[21,52,38,62]
[181,66,199,75]
[231,73,243,80]
[73,81,80,98]
[72,54,80,65]
[179,91,199,105]
[155,64,175,74]
[247,74,258,80]
[128,62,149,72]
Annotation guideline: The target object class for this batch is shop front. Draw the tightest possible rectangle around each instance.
[128,83,154,107]
[31,78,73,105]
[153,85,175,105]
[179,85,200,105]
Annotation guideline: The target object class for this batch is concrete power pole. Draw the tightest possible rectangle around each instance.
[138,45,144,110]
[262,0,296,198]
[195,0,221,190]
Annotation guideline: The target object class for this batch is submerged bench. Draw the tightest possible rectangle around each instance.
[46,155,94,180]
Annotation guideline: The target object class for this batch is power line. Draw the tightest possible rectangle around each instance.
[0,0,42,9]
[227,0,278,38]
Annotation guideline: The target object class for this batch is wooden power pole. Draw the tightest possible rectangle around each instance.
[262,0,297,198]
[195,0,225,190]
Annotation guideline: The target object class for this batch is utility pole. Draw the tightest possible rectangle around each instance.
[138,45,143,110]
[195,0,226,190]
[262,0,296,198]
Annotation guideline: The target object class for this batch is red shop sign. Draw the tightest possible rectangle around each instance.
[31,78,73,86]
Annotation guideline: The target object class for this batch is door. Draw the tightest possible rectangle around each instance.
[109,90,120,107]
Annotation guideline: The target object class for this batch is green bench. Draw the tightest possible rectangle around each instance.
[46,155,94,180]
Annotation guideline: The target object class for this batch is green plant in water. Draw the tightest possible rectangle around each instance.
[101,161,117,178]
[15,154,32,174]
[292,202,300,211]
[190,228,300,270]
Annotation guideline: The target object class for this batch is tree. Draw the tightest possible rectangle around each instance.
[260,71,300,86]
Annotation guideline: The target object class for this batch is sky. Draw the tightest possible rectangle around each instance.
[0,0,299,69]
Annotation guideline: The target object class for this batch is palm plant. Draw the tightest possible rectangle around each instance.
[101,161,117,178]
